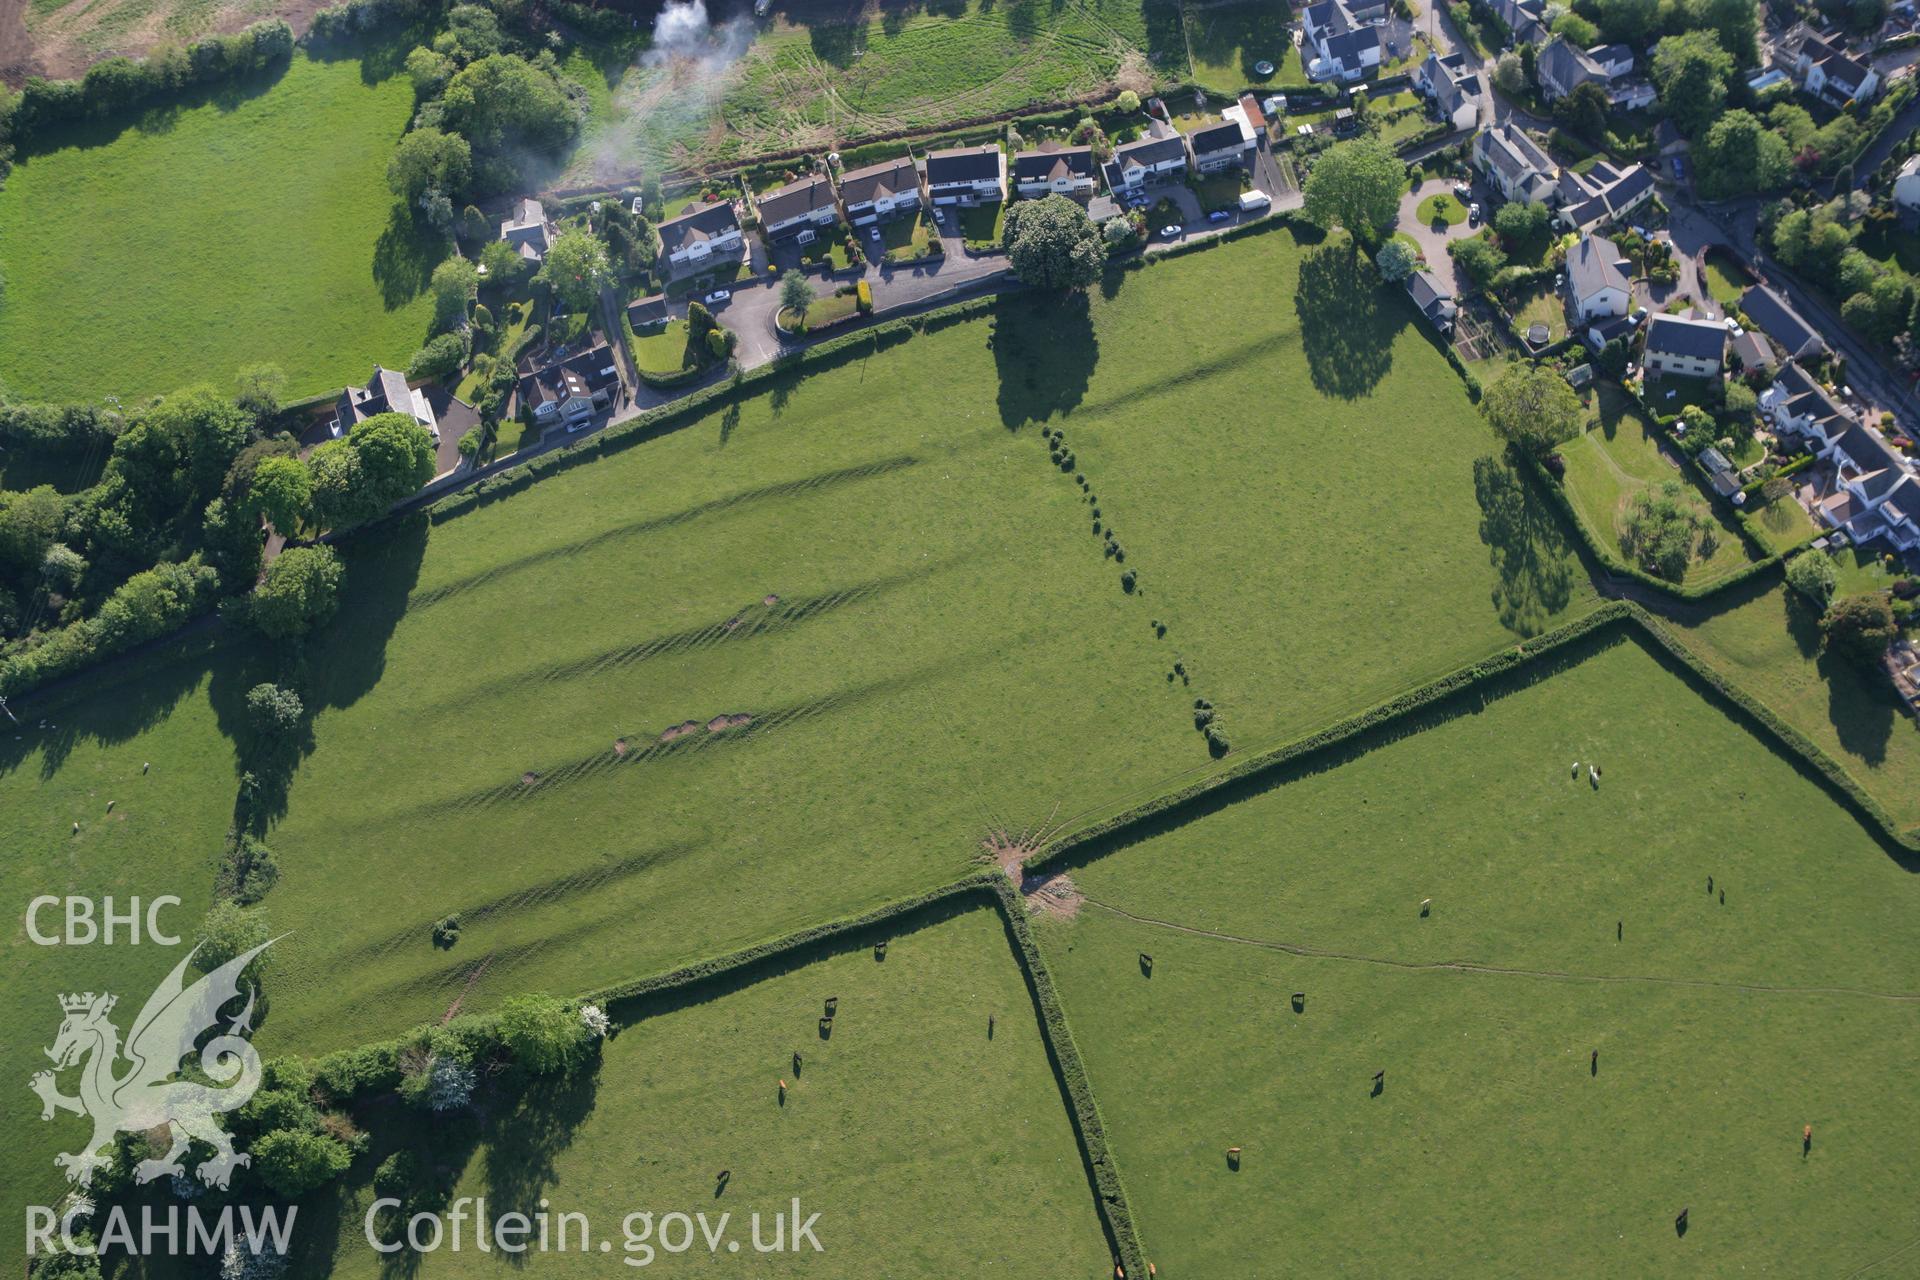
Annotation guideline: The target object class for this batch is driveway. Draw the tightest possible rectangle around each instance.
[1397,176,1477,293]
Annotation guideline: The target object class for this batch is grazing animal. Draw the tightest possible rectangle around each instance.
[1571,761,1580,777]
[1420,898,1432,917]
[105,801,115,813]
[1589,765,1599,785]
[143,763,150,774]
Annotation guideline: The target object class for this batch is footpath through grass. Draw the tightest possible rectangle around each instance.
[1041,633,1920,1276]
[309,906,1110,1277]
[0,52,442,403]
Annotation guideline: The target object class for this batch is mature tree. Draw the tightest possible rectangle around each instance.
[252,1129,352,1197]
[1822,593,1897,665]
[778,269,813,320]
[536,227,612,311]
[1554,81,1611,143]
[249,544,343,640]
[407,330,470,382]
[1492,50,1527,93]
[1785,549,1838,607]
[432,3,503,63]
[1652,30,1735,136]
[194,900,270,972]
[496,994,594,1075]
[1376,238,1419,281]
[1687,0,1760,64]
[1694,109,1790,198]
[246,682,304,738]
[1493,199,1552,247]
[1479,363,1584,458]
[429,256,479,329]
[387,127,472,205]
[350,413,437,509]
[234,364,287,420]
[1552,11,1600,44]
[1450,233,1508,286]
[108,388,252,518]
[438,54,581,183]
[1302,138,1403,244]
[249,454,312,533]
[1002,194,1104,291]
[479,236,530,282]
[405,45,455,96]
[0,484,63,578]
[1115,89,1141,112]
[1622,481,1713,580]
[1595,0,1659,41]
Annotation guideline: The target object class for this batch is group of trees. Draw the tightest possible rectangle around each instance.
[1003,195,1106,291]
[1786,550,1901,665]
[1621,481,1717,580]
[1769,196,1920,349]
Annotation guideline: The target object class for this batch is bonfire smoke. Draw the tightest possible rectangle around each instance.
[590,0,757,177]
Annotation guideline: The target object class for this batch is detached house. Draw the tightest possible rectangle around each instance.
[1416,50,1480,131]
[1554,160,1654,234]
[1105,132,1189,194]
[1566,233,1632,324]
[1739,285,1829,362]
[656,200,744,272]
[1537,38,1654,108]
[754,175,839,242]
[838,156,923,225]
[331,366,440,444]
[1188,118,1255,173]
[1791,29,1879,102]
[499,198,555,264]
[1300,0,1383,81]
[1761,362,1855,447]
[1013,145,1098,198]
[1643,313,1727,379]
[517,336,620,428]
[1473,123,1556,203]
[923,145,1007,206]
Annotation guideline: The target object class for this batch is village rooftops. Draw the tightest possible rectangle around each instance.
[754,175,837,226]
[656,200,741,256]
[1012,145,1096,184]
[837,156,920,206]
[1740,285,1828,359]
[1645,313,1728,360]
[1114,133,1189,169]
[924,145,1004,184]
[1566,233,1630,300]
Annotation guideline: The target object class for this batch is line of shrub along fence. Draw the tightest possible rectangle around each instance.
[303,871,1150,1276]
[1017,599,1920,879]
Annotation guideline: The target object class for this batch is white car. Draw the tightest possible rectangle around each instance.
[1161,224,1183,239]
[705,290,731,304]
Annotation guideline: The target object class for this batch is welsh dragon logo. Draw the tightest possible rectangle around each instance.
[31,939,275,1189]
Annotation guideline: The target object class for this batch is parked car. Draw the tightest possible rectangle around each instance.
[1468,203,1481,226]
[1207,210,1231,223]
[1453,182,1471,199]
[705,289,731,304]
[1161,224,1183,239]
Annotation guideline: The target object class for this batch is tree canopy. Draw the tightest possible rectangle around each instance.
[249,544,344,640]
[387,126,472,205]
[1479,363,1584,458]
[1694,109,1789,198]
[1302,138,1403,244]
[537,227,612,311]
[1002,195,1104,291]
[1652,30,1735,136]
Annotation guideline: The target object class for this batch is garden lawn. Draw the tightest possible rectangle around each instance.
[1183,0,1290,94]
[1746,491,1817,556]
[1508,279,1567,343]
[240,225,1591,1058]
[310,905,1111,1278]
[1417,194,1467,227]
[1703,246,1755,309]
[880,212,933,261]
[630,319,695,376]
[1673,577,1920,834]
[1557,386,1758,586]
[1040,632,1920,1276]
[0,640,263,1231]
[0,53,444,404]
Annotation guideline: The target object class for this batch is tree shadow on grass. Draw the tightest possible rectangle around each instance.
[1293,245,1396,400]
[990,291,1098,428]
[1822,648,1895,766]
[481,1068,603,1229]
[374,203,449,312]
[306,513,430,714]
[1186,0,1291,83]
[1473,452,1576,637]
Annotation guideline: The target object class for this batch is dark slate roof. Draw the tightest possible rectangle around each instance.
[336,366,424,428]
[518,337,620,409]
[1606,164,1653,211]
[1730,329,1776,370]
[1589,42,1633,65]
[1406,270,1456,322]
[755,175,836,225]
[1740,285,1826,356]
[924,145,1003,185]
[1115,134,1189,169]
[838,156,920,206]
[1323,27,1378,65]
[1567,233,1630,300]
[1645,314,1727,360]
[657,200,740,255]
[1013,145,1096,182]
[1587,314,1636,346]
[1189,121,1248,155]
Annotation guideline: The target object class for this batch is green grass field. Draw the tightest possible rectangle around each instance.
[1416,191,1467,226]
[0,53,443,404]
[1184,0,1289,94]
[304,905,1111,1276]
[1673,577,1920,834]
[1040,632,1920,1275]
[564,0,1175,177]
[1557,387,1758,586]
